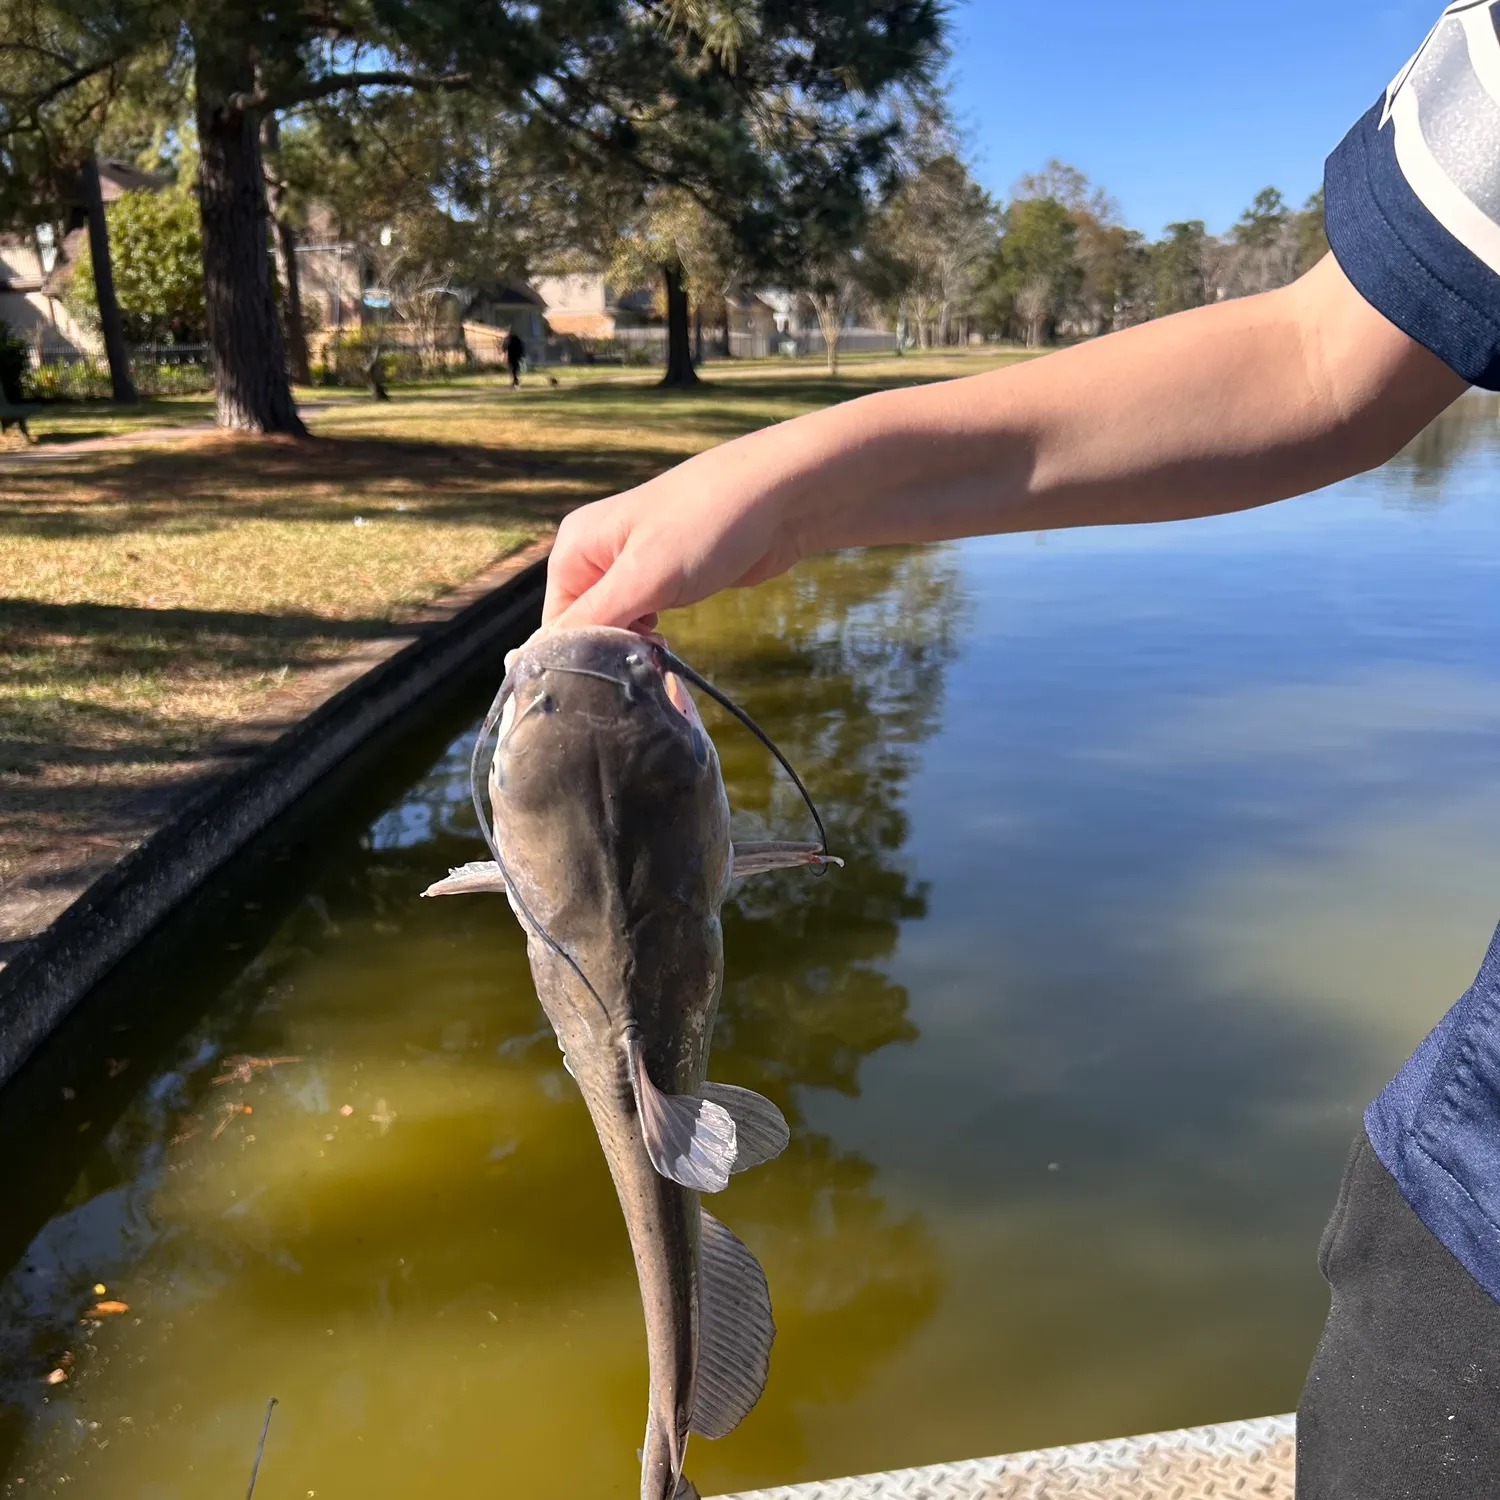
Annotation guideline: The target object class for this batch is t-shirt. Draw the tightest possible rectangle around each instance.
[1325,0,1500,389]
[1331,2,1500,1306]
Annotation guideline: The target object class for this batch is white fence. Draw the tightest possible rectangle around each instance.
[552,326,898,365]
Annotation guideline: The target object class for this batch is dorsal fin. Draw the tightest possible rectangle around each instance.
[700,1083,789,1171]
[691,1210,775,1439]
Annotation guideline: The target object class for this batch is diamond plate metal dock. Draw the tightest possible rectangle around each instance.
[709,1413,1295,1500]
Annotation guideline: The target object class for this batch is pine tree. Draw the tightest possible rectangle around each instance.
[5,0,944,428]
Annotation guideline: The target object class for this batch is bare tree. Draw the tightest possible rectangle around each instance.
[886,152,996,348]
[1016,276,1053,348]
[372,246,453,367]
[807,261,865,373]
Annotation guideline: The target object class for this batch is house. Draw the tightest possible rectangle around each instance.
[531,272,657,337]
[294,204,370,337]
[0,159,169,356]
[725,292,778,339]
[463,280,548,347]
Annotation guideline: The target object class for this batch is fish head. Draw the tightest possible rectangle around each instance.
[488,626,732,926]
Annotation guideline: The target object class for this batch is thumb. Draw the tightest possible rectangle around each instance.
[550,554,670,632]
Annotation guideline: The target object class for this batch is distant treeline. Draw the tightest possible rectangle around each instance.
[877,154,1329,350]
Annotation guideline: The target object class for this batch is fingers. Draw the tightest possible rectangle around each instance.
[550,552,671,632]
[542,503,622,625]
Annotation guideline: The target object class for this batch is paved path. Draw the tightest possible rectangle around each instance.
[0,402,340,466]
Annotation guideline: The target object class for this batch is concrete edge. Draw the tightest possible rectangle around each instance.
[0,539,551,1088]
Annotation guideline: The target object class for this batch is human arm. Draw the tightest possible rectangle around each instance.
[543,253,1467,630]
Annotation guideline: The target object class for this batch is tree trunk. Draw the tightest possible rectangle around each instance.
[81,157,136,404]
[261,114,311,385]
[659,262,698,388]
[814,305,839,374]
[195,54,304,434]
[693,302,704,365]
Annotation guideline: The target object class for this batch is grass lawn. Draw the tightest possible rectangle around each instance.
[0,350,1032,883]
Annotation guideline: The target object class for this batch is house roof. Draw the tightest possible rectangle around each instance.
[98,159,171,202]
[546,311,617,338]
[476,279,545,308]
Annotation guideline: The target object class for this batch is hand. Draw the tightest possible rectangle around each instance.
[541,431,808,630]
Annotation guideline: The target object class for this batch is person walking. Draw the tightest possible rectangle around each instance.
[540,5,1500,1495]
[502,327,526,388]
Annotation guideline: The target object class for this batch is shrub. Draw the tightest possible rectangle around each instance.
[65,187,207,344]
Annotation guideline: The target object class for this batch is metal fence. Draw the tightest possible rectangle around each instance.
[22,343,214,399]
[541,326,898,365]
[14,321,902,400]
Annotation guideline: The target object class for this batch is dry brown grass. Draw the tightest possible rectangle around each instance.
[0,352,1031,882]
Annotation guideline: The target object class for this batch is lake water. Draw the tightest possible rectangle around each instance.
[3,393,1500,1498]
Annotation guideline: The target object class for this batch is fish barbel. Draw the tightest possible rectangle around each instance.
[424,626,840,1499]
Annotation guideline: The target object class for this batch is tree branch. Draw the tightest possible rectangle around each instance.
[229,68,471,116]
[11,56,120,115]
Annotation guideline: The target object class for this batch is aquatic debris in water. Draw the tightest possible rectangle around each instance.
[426,627,839,1500]
[213,1055,302,1086]
[245,1397,278,1500]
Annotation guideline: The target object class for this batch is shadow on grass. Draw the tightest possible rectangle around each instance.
[0,433,681,538]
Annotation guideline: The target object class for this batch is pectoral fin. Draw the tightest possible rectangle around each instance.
[421,861,509,897]
[691,1210,775,1439]
[731,842,845,879]
[700,1083,789,1171]
[627,1039,736,1193]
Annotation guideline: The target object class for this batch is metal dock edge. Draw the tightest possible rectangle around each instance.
[709,1412,1295,1499]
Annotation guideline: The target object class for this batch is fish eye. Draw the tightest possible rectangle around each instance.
[689,726,708,768]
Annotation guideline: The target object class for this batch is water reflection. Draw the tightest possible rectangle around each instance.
[0,545,960,1498]
[1384,389,1500,498]
[4,392,1500,1496]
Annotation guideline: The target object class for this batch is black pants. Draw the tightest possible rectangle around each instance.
[1298,1134,1500,1497]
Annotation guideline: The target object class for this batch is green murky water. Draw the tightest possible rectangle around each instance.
[4,395,1500,1498]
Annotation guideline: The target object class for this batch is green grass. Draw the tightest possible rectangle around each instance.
[0,350,1033,881]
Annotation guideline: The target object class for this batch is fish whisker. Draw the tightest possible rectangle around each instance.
[656,646,832,856]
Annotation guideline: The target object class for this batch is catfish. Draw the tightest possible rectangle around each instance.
[425,626,839,1500]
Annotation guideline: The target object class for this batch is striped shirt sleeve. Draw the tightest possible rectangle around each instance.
[1325,1,1500,389]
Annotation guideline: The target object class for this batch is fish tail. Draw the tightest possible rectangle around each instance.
[640,1407,689,1500]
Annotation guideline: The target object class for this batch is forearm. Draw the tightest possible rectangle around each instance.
[750,254,1466,557]
[542,255,1469,629]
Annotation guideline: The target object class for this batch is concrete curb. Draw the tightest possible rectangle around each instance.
[0,538,550,1088]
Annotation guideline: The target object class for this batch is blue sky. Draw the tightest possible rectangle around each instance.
[945,0,1442,235]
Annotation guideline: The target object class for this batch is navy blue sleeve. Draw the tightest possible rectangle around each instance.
[1324,1,1500,390]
